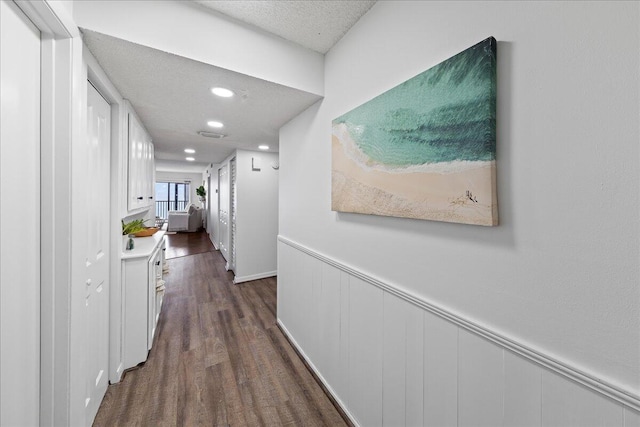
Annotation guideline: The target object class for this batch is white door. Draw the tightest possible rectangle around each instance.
[207,173,212,235]
[218,165,229,261]
[85,82,111,422]
[229,157,237,272]
[0,1,41,425]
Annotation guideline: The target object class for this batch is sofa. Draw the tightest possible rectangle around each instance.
[167,203,202,232]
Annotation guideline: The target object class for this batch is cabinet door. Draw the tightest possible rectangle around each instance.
[147,244,164,350]
[147,140,154,207]
[155,240,165,327]
[147,252,155,350]
[127,110,155,212]
[142,136,149,207]
[123,258,149,369]
[128,114,144,211]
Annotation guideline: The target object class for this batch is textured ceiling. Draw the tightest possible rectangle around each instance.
[82,30,322,167]
[81,1,376,169]
[192,0,376,54]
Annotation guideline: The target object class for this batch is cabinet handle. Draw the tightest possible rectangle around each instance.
[137,196,144,200]
[155,261,161,266]
[148,196,153,199]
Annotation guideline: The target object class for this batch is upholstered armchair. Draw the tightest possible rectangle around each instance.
[167,203,202,232]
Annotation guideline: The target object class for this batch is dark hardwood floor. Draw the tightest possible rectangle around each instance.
[164,230,216,259]
[94,235,347,426]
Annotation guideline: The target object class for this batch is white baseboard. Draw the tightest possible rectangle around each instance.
[277,319,360,427]
[233,270,277,284]
[208,232,219,250]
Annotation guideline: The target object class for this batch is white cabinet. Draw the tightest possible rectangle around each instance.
[127,109,155,212]
[121,231,166,370]
[147,243,164,346]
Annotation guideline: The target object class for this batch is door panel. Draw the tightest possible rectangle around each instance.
[0,1,41,425]
[128,113,146,211]
[85,82,111,423]
[229,157,237,272]
[218,165,229,261]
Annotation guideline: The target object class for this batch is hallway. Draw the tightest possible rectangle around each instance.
[94,237,347,426]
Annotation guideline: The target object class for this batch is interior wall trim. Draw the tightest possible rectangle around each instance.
[277,320,359,427]
[233,270,277,284]
[278,235,640,412]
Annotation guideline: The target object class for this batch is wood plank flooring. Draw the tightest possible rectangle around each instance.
[164,230,216,259]
[94,238,347,426]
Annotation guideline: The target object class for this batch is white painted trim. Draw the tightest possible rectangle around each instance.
[233,270,277,284]
[15,0,78,38]
[122,99,152,139]
[39,34,75,427]
[210,234,220,251]
[68,35,88,427]
[84,46,126,385]
[278,235,640,412]
[277,319,360,427]
[22,0,80,424]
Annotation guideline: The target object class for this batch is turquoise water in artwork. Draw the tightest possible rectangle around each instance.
[334,37,496,167]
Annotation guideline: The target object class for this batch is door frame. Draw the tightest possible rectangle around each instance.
[12,2,124,425]
[84,42,126,403]
[14,2,79,426]
[84,75,113,423]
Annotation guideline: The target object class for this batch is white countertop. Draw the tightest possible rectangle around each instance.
[121,230,166,260]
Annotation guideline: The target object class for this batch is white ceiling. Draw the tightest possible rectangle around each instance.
[83,29,322,167]
[81,1,376,170]
[191,0,376,54]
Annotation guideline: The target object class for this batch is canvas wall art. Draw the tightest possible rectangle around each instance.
[331,37,498,226]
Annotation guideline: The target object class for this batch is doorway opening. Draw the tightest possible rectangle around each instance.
[155,181,190,219]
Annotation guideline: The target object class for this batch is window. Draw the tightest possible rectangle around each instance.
[155,181,190,219]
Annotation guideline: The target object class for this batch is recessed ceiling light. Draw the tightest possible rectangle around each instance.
[211,87,234,98]
[184,148,195,154]
[207,120,224,128]
[186,157,195,162]
[258,145,269,150]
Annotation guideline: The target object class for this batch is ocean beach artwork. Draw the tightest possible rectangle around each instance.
[332,37,498,226]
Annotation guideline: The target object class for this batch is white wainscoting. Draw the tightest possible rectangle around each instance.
[277,236,640,427]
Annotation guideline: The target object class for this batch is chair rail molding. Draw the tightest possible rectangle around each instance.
[277,235,640,413]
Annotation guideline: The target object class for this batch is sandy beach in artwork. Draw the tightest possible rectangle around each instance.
[331,123,498,226]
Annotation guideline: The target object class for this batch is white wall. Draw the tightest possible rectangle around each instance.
[156,159,209,174]
[56,1,74,16]
[235,150,279,282]
[278,0,640,422]
[72,0,323,95]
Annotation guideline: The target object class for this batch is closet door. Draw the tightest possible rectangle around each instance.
[218,165,229,262]
[84,81,111,424]
[229,157,237,272]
